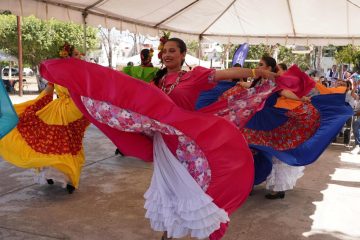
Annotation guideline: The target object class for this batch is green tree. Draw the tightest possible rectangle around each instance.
[227,44,275,69]
[0,14,98,68]
[186,40,200,58]
[246,44,275,68]
[226,43,310,70]
[334,45,360,70]
[277,46,310,70]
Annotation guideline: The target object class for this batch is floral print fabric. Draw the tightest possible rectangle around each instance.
[81,96,211,191]
[216,80,278,129]
[242,102,321,150]
[17,94,89,155]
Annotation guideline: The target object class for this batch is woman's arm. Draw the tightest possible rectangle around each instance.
[43,83,54,95]
[280,89,310,102]
[214,67,276,82]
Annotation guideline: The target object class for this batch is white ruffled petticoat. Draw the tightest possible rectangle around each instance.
[266,157,304,192]
[144,133,229,239]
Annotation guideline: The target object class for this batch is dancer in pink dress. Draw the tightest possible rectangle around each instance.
[40,37,280,240]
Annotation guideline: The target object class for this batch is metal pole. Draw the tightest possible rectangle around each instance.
[226,46,229,69]
[82,11,88,55]
[198,35,202,66]
[17,16,23,96]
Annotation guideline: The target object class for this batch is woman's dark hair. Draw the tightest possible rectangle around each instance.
[153,38,187,86]
[346,80,352,91]
[250,56,277,88]
[262,56,277,72]
[278,63,288,71]
[140,49,150,60]
[232,63,242,82]
[168,38,187,54]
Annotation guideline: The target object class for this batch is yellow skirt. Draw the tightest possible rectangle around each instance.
[0,90,89,188]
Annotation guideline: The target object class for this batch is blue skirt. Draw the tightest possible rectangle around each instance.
[0,80,18,138]
[246,93,353,184]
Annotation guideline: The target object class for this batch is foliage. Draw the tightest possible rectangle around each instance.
[277,46,310,70]
[186,40,200,57]
[334,45,360,69]
[0,14,98,68]
[246,44,276,68]
[226,43,310,70]
[322,45,336,57]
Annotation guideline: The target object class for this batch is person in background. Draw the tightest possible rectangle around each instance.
[319,76,329,87]
[276,63,287,75]
[234,60,308,200]
[326,64,339,79]
[122,48,158,83]
[344,80,360,152]
[326,64,339,87]
[140,48,154,67]
[0,42,90,194]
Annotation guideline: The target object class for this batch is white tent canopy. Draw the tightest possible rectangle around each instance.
[1,0,360,45]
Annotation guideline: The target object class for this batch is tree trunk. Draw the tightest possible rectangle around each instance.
[316,46,322,73]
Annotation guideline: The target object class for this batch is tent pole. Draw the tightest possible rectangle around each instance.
[82,0,106,56]
[82,11,88,55]
[17,15,23,97]
[198,35,202,67]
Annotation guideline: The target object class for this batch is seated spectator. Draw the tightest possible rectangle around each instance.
[319,76,330,87]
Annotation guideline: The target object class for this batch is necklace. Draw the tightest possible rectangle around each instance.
[160,71,185,95]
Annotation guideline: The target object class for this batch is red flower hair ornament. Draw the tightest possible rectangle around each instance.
[59,42,74,58]
[157,31,171,63]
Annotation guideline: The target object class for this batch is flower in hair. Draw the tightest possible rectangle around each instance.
[157,31,171,62]
[59,42,74,58]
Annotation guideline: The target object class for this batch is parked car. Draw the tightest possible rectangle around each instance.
[23,67,34,76]
[2,67,19,76]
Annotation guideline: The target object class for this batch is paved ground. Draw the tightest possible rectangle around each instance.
[1,94,360,240]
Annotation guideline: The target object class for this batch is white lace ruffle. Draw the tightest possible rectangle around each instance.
[144,133,229,239]
[33,167,69,188]
[266,157,304,192]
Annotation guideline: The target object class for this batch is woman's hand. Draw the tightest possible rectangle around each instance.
[280,89,310,102]
[237,81,251,88]
[256,69,278,80]
[301,96,311,102]
[44,82,55,95]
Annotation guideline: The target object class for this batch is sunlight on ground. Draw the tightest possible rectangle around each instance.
[339,151,360,164]
[332,152,360,183]
[10,94,38,104]
[303,152,360,239]
[330,168,360,183]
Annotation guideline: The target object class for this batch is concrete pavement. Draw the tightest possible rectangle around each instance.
[1,94,360,240]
